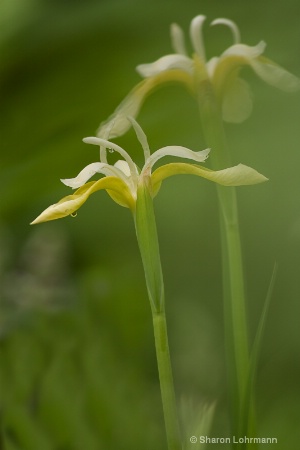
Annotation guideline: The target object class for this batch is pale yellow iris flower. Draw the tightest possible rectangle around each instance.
[97,15,300,139]
[31,118,267,224]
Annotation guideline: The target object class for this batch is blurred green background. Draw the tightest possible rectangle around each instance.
[1,0,300,449]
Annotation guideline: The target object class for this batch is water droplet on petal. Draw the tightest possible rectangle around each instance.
[71,212,77,218]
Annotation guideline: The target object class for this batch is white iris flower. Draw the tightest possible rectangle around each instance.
[31,118,267,224]
[97,15,300,138]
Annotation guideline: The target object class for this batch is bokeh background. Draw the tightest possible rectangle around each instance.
[1,0,300,449]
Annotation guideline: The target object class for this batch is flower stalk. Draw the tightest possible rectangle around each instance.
[134,175,182,450]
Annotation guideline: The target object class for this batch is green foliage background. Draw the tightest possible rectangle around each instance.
[1,0,300,448]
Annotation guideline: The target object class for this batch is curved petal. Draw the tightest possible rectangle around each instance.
[211,18,241,44]
[83,137,138,187]
[250,56,300,92]
[145,146,210,170]
[136,54,193,77]
[128,116,150,161]
[221,42,266,59]
[61,162,124,189]
[212,42,266,95]
[151,162,268,191]
[222,77,253,123]
[31,177,134,224]
[97,70,194,139]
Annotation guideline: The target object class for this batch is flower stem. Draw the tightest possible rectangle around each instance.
[197,82,250,438]
[152,312,182,450]
[134,175,182,450]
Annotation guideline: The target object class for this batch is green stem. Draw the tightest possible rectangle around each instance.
[197,82,250,439]
[152,313,182,450]
[134,175,182,450]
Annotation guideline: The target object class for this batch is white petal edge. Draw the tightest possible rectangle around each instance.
[146,146,210,170]
[61,162,127,189]
[221,41,266,60]
[136,54,193,77]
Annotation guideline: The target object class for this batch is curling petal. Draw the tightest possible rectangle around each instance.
[146,146,210,170]
[61,162,121,188]
[211,18,241,44]
[212,42,266,95]
[31,177,134,224]
[151,162,268,190]
[221,42,266,59]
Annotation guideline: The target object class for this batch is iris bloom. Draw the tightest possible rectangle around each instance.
[31,118,267,224]
[97,15,300,138]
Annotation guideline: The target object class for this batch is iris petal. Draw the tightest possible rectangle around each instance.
[31,177,134,224]
[137,54,193,77]
[61,162,123,188]
[146,146,210,170]
[250,56,300,92]
[151,162,268,191]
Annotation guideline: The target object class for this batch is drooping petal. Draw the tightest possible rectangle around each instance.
[221,77,253,123]
[212,42,266,96]
[250,56,300,92]
[31,177,134,224]
[97,70,194,139]
[136,54,193,77]
[145,146,210,170]
[61,162,124,189]
[151,162,268,193]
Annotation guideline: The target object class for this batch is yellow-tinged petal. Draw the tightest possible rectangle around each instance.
[31,176,134,224]
[137,54,193,77]
[250,56,300,92]
[97,70,194,139]
[212,42,300,97]
[151,162,268,192]
[211,42,266,97]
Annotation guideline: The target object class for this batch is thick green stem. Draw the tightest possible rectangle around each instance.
[197,81,250,438]
[134,174,182,450]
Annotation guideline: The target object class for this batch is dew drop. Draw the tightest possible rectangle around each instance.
[108,148,114,153]
[71,212,77,218]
